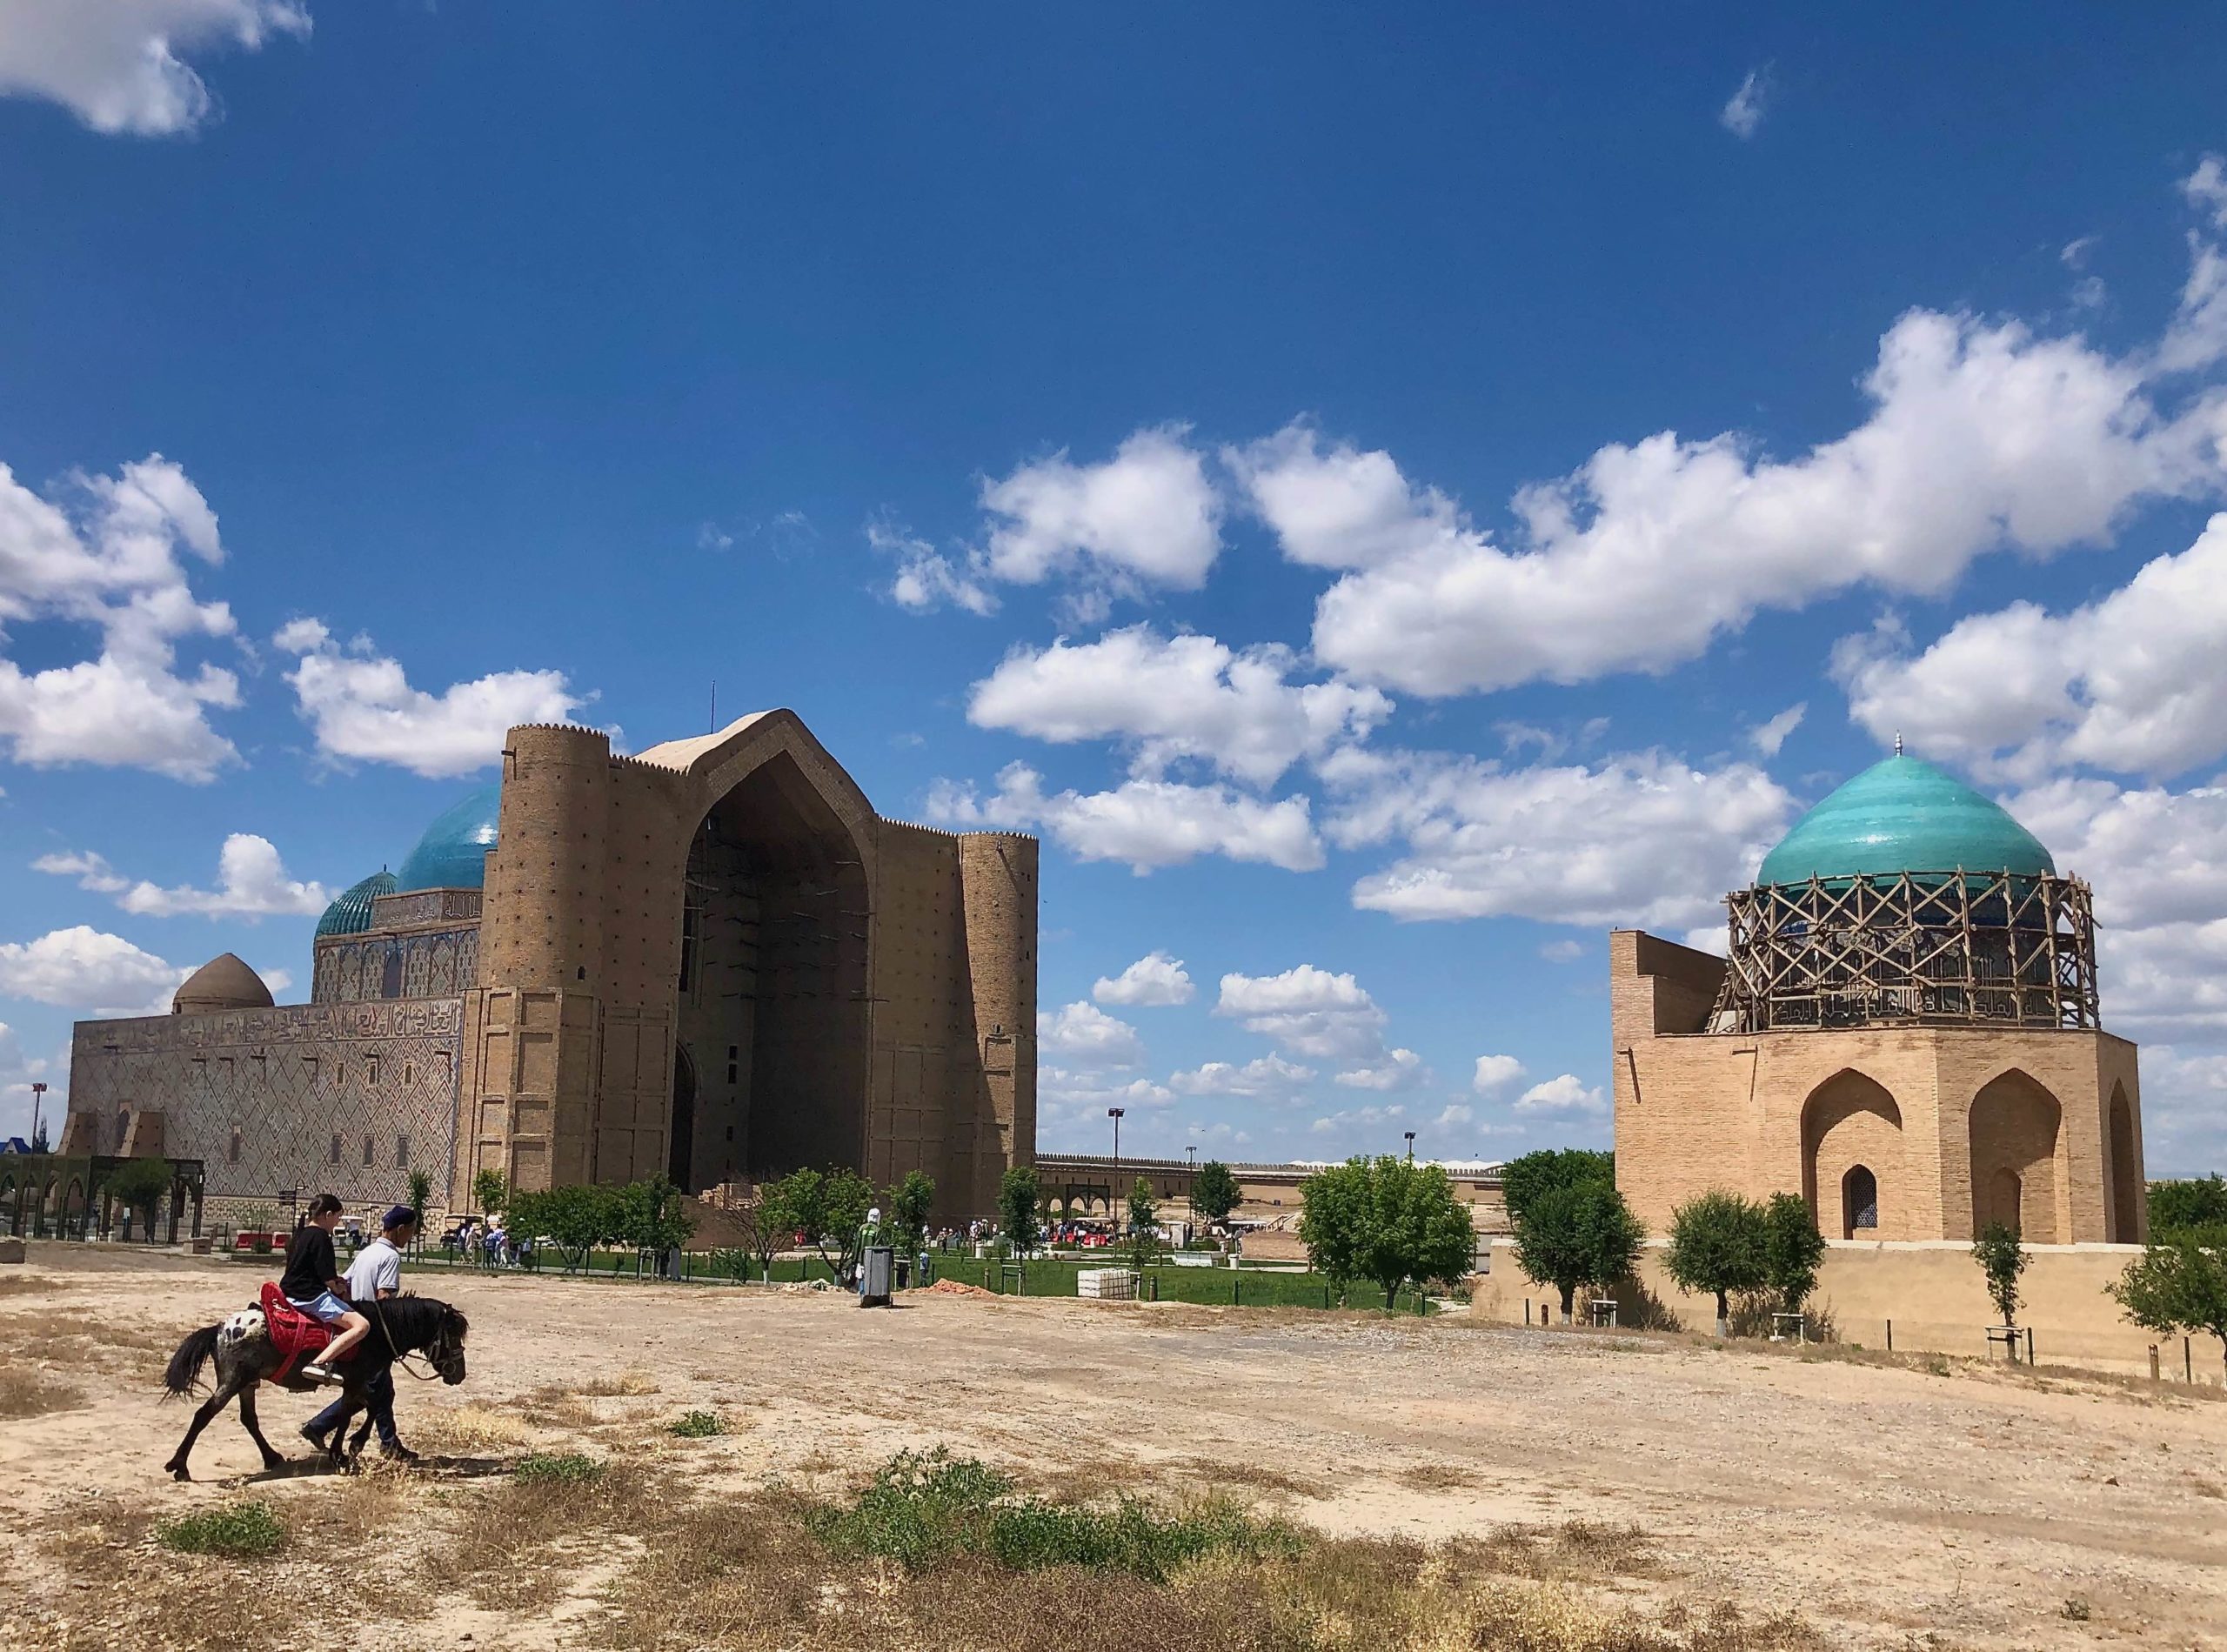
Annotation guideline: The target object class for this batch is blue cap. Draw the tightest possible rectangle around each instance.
[384,1205,420,1232]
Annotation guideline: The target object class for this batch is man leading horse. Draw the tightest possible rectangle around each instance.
[302,1203,422,1461]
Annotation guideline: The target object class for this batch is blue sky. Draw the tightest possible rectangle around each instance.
[3,3,2227,1172]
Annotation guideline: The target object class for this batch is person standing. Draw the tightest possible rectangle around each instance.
[281,1193,371,1386]
[304,1204,420,1461]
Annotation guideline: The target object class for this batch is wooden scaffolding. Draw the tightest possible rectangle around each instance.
[1713,869,2098,1033]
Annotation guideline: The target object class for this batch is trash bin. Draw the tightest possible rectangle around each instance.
[859,1244,895,1307]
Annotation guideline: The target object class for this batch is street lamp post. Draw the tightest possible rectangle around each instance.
[1404,1130,1416,1163]
[1186,1145,1196,1167]
[1108,1107,1125,1236]
[30,1082,46,1151]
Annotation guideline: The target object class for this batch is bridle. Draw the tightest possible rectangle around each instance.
[371,1294,465,1383]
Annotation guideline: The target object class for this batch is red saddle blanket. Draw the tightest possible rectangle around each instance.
[258,1281,332,1382]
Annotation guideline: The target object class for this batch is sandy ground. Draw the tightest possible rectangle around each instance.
[3,1244,2224,1650]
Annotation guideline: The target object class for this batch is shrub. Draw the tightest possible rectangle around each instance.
[670,1410,725,1438]
[805,1448,1298,1581]
[512,1453,604,1487]
[157,1501,284,1557]
[472,1168,508,1215]
[997,1165,1042,1256]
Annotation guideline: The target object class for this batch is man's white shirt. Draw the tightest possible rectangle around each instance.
[345,1235,403,1301]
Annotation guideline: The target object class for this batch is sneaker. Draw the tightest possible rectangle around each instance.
[379,1442,421,1464]
[299,1423,336,1452]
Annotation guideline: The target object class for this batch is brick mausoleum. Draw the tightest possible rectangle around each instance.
[1613,753,2145,1245]
[62,711,1037,1221]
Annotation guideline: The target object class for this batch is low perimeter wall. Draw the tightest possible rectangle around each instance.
[1473,1238,2197,1378]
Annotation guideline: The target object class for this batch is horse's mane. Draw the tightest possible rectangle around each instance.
[379,1294,467,1343]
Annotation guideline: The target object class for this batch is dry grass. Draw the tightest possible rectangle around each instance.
[1174,1455,1328,1498]
[1399,1462,1482,1492]
[405,1401,535,1455]
[0,1272,57,1297]
[572,1368,661,1396]
[1460,1520,1663,1582]
[0,1363,84,1419]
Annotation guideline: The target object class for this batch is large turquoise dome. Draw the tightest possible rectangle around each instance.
[315,869,398,937]
[1756,755,2054,887]
[396,786,500,892]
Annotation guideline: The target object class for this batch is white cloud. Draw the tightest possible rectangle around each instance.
[1514,1073,1608,1115]
[1434,1103,1475,1129]
[1037,1065,1176,1125]
[1839,515,2227,783]
[0,0,309,136]
[1472,1054,1528,1095]
[2184,156,2227,229]
[1242,298,2207,696]
[0,453,242,781]
[1321,746,1793,929]
[967,625,1391,788]
[276,619,587,778]
[2140,1045,2227,1175]
[1093,950,1194,1007]
[1719,68,1769,139]
[980,425,1222,599]
[1747,702,1806,758]
[1037,1000,1145,1068]
[2004,775,2227,1040]
[1215,965,1388,1062]
[1167,1053,1314,1098]
[1538,939,1584,965]
[925,762,1323,873]
[0,925,186,1013]
[1334,1047,1426,1091]
[37,833,329,920]
[1307,1103,1408,1140]
[869,518,998,617]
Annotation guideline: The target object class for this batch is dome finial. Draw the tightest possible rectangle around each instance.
[1895,731,1903,756]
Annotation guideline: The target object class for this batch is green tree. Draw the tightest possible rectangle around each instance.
[506,1183,620,1272]
[1297,1160,1367,1303]
[997,1165,1042,1257]
[472,1167,508,1215]
[1501,1148,1616,1229]
[1762,1191,1828,1316]
[1300,1157,1474,1310]
[1666,1191,1769,1336]
[405,1169,434,1219]
[2108,1229,2227,1380]
[2150,1175,2227,1237]
[1511,1180,1645,1322]
[615,1175,695,1260]
[887,1170,936,1256]
[107,1156,173,1235]
[1972,1221,2030,1328]
[1127,1178,1163,1273]
[1188,1160,1241,1228]
[760,1166,876,1283]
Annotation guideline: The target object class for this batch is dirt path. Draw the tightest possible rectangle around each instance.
[3,1245,2223,1649]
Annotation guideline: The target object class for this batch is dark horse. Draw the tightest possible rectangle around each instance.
[161,1294,469,1481]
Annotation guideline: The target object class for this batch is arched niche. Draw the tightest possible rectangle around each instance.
[1802,1070,1903,1240]
[2107,1083,2143,1243]
[671,749,871,1192]
[1841,1165,1880,1238]
[1967,1069,2063,1241]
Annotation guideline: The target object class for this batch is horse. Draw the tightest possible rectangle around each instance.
[160,1294,469,1481]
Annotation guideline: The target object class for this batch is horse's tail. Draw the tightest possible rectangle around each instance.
[163,1324,222,1399]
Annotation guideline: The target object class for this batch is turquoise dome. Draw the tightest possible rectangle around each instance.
[315,869,398,938]
[1756,755,2054,887]
[396,786,500,892]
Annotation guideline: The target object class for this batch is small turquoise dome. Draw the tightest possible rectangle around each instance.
[1757,755,2055,887]
[396,786,500,892]
[316,870,398,938]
